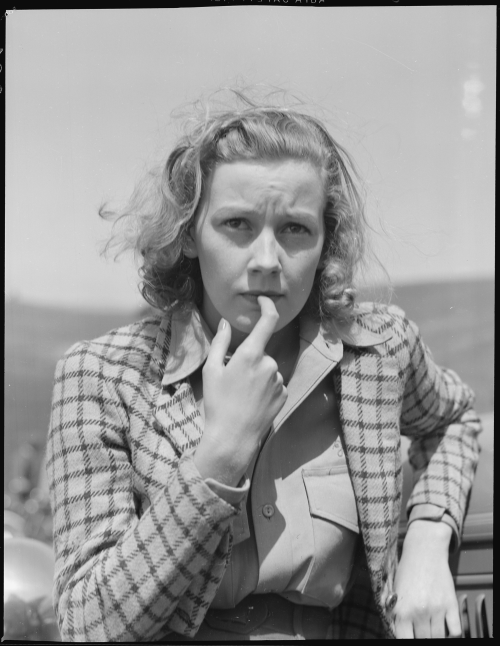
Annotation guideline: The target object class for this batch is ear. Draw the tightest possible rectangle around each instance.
[183,226,198,259]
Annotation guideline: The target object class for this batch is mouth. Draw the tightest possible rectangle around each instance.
[241,292,284,303]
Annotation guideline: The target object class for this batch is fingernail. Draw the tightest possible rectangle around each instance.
[218,318,227,331]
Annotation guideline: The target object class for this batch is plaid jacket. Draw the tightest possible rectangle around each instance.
[46,303,481,641]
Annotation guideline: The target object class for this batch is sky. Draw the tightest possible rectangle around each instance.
[6,6,495,312]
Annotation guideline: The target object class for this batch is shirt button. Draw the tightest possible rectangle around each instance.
[262,504,275,518]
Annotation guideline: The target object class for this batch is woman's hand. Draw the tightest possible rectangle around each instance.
[393,520,462,639]
[193,296,288,487]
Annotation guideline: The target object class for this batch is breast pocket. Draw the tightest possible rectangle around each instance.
[299,466,360,607]
[302,465,359,534]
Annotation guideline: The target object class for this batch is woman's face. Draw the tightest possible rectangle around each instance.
[186,159,326,339]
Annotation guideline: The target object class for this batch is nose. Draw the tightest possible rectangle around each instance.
[247,230,282,276]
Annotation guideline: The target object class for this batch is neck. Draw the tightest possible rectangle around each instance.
[263,317,301,367]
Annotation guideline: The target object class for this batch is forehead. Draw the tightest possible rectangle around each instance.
[202,159,326,211]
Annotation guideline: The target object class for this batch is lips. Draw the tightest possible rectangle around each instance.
[245,291,283,297]
[241,292,283,303]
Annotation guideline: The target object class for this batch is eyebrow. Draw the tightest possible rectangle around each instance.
[211,206,320,224]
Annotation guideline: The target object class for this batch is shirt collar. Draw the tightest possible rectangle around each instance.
[158,305,392,387]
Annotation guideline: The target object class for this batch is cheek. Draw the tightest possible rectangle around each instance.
[293,251,323,285]
[196,234,222,273]
[200,252,236,283]
[197,246,240,303]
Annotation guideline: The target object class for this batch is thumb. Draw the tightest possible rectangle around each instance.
[206,318,232,368]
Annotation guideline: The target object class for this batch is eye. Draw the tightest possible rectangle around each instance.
[283,223,310,235]
[223,218,250,231]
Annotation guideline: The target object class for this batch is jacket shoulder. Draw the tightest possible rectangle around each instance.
[353,301,410,335]
[349,302,419,359]
[56,315,165,374]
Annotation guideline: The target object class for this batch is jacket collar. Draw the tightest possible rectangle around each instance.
[153,305,392,387]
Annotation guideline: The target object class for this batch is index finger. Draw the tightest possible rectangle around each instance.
[243,295,280,354]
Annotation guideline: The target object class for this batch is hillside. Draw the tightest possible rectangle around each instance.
[4,278,494,489]
[381,278,494,414]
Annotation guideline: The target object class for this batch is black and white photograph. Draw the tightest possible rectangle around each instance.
[5,6,494,641]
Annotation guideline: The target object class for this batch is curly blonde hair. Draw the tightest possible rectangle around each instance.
[101,90,374,322]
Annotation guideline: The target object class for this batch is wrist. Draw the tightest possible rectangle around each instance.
[193,433,252,487]
[403,519,453,553]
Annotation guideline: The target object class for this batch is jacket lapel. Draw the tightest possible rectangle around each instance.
[333,343,403,593]
[151,310,206,456]
[154,381,204,455]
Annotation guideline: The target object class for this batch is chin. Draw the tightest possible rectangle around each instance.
[230,313,261,335]
[230,311,293,337]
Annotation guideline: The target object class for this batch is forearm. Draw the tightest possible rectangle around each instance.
[54,453,238,642]
[401,339,481,541]
[406,409,481,542]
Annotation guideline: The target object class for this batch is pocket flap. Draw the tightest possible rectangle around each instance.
[302,466,359,534]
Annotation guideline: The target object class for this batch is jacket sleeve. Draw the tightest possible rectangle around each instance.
[388,306,482,545]
[46,341,240,642]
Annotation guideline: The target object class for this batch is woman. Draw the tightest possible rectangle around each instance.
[47,92,481,640]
